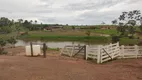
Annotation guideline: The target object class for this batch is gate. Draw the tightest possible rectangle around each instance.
[98,42,120,63]
[60,45,86,57]
[86,42,120,63]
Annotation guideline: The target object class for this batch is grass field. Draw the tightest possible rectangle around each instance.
[92,29,118,35]
[119,37,139,45]
[20,31,111,43]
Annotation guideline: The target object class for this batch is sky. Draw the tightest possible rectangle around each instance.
[0,0,142,25]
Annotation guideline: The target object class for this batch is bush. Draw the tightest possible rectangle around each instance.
[128,36,134,39]
[85,30,91,36]
[0,39,6,47]
[138,41,142,46]
[112,36,120,43]
[0,48,8,55]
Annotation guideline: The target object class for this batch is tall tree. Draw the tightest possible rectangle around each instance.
[35,20,37,24]
[0,17,11,27]
[30,20,33,24]
[18,19,23,23]
[117,10,142,37]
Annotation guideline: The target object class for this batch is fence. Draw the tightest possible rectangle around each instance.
[85,45,100,61]
[61,42,142,63]
[60,45,85,57]
[99,43,120,63]
[86,42,120,63]
[119,45,142,59]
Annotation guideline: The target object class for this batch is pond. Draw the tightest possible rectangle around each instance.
[15,40,108,48]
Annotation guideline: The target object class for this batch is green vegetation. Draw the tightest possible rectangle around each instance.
[116,10,141,37]
[0,39,7,54]
[21,34,110,43]
[92,29,118,35]
[120,37,139,45]
[47,47,60,51]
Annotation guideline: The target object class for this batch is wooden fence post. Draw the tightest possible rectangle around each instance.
[85,45,89,60]
[30,42,33,57]
[134,45,138,58]
[84,45,86,59]
[97,45,101,63]
[70,44,75,57]
[121,45,124,58]
[43,43,47,58]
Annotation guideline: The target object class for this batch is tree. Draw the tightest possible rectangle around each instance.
[101,22,105,25]
[140,18,142,32]
[0,17,11,27]
[72,26,75,30]
[23,20,32,30]
[35,20,37,24]
[7,37,17,48]
[18,19,23,23]
[117,10,142,37]
[30,20,33,24]
[112,19,117,25]
[140,25,142,33]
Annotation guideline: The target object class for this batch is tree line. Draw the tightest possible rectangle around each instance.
[0,17,45,33]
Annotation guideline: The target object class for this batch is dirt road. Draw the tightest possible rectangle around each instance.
[0,55,142,80]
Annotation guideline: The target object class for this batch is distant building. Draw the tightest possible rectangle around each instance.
[44,26,63,31]
[100,26,117,29]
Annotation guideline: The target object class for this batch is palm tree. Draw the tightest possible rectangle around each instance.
[30,20,33,24]
[35,20,37,24]
[30,20,33,30]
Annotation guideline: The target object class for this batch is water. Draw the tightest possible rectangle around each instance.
[15,40,106,48]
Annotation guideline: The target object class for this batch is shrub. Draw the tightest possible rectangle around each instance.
[0,39,6,47]
[112,36,120,43]
[85,30,91,36]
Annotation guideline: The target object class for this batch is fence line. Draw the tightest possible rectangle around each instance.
[119,45,142,59]
[61,42,142,63]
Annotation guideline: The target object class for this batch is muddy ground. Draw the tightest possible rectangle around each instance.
[0,47,142,80]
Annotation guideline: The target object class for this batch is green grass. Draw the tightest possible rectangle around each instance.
[92,29,118,35]
[41,47,60,51]
[47,47,60,51]
[119,37,139,45]
[0,32,17,39]
[19,31,111,43]
[21,34,111,43]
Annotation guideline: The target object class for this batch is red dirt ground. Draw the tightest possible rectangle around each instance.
[0,47,142,80]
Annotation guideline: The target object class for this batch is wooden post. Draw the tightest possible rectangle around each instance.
[134,45,138,58]
[84,45,86,59]
[97,45,101,63]
[85,45,88,60]
[121,45,124,58]
[70,44,75,57]
[43,43,47,58]
[30,42,33,57]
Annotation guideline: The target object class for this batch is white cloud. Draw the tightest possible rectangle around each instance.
[0,0,142,25]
